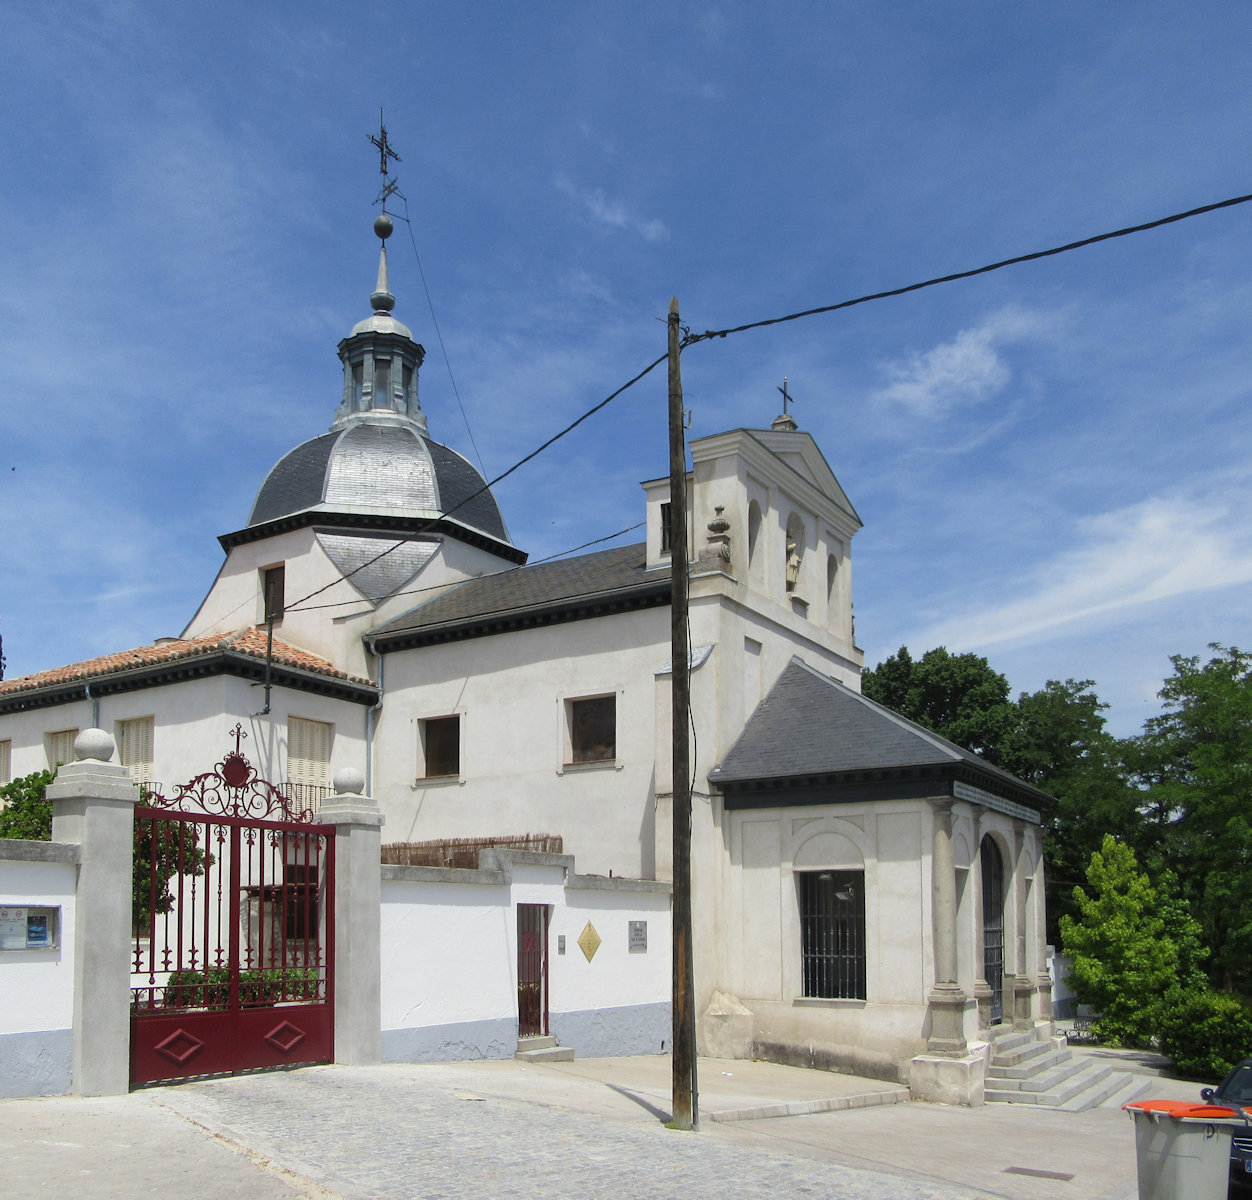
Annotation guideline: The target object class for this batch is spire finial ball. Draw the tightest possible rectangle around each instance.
[374,213,394,241]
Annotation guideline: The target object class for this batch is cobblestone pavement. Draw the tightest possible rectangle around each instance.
[156,1065,980,1200]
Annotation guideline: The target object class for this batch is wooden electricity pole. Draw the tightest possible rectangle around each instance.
[668,296,698,1130]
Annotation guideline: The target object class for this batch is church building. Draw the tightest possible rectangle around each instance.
[0,206,1055,1103]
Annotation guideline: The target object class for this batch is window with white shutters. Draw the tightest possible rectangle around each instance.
[117,717,155,786]
[287,717,333,804]
[46,729,78,771]
[0,739,10,785]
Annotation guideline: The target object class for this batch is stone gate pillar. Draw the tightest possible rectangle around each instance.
[47,729,140,1097]
[320,768,383,1065]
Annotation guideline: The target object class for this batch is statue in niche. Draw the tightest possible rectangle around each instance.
[786,536,801,593]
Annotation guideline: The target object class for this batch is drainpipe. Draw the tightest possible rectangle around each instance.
[363,636,384,795]
[84,681,99,728]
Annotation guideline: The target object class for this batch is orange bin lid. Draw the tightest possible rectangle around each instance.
[1124,1099,1242,1119]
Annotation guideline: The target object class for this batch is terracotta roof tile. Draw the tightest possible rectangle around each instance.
[0,629,373,697]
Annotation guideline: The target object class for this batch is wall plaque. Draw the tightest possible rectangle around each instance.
[628,920,648,953]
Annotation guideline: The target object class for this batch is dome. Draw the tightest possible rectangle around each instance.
[248,416,511,544]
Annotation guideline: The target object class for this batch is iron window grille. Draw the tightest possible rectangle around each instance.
[799,870,866,1000]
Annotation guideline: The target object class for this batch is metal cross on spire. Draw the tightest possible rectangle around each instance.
[368,110,403,212]
[777,376,796,415]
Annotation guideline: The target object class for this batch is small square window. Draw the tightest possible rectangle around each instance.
[568,695,615,764]
[262,565,286,623]
[420,716,460,778]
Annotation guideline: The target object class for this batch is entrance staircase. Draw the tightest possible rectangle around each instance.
[515,1035,574,1064]
[985,1026,1151,1111]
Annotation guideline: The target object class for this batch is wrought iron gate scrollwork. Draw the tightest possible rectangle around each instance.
[129,726,335,1087]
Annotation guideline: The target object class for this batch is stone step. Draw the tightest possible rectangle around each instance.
[987,1046,1073,1081]
[515,1036,574,1063]
[987,1061,1115,1107]
[992,1038,1056,1069]
[988,1052,1086,1092]
[1057,1070,1150,1113]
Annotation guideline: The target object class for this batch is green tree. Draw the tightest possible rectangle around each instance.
[1129,645,1252,990]
[0,768,55,839]
[1059,835,1177,1046]
[999,679,1141,941]
[0,767,209,927]
[861,646,1018,763]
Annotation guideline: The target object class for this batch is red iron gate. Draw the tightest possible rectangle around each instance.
[130,728,335,1086]
[517,903,549,1038]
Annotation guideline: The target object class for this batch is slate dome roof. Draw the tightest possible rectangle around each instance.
[248,417,510,544]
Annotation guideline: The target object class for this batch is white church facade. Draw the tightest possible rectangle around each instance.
[0,211,1054,1103]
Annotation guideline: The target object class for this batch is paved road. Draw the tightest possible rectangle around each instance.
[2,1055,1205,1200]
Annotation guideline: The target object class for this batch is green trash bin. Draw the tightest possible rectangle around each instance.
[1124,1100,1247,1200]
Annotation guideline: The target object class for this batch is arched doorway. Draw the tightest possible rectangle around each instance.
[981,836,1005,1024]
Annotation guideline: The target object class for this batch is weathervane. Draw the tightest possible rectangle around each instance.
[368,110,403,213]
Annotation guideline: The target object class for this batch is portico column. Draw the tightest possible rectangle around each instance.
[47,730,141,1097]
[1031,831,1053,1024]
[926,802,967,1055]
[1011,822,1033,1027]
[319,768,384,1066]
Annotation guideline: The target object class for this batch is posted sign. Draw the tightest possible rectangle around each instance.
[0,906,58,951]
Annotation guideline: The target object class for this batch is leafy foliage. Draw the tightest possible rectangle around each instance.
[158,967,320,1009]
[1156,989,1252,1079]
[0,768,210,927]
[861,646,1018,763]
[1059,836,1177,1046]
[1131,645,1252,990]
[0,768,55,840]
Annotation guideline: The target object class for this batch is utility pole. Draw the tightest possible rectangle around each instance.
[668,297,698,1130]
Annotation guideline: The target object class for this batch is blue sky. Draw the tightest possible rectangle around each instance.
[2,3,1251,737]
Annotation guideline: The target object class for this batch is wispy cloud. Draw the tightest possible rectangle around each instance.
[554,175,668,241]
[872,308,1057,417]
[908,483,1252,652]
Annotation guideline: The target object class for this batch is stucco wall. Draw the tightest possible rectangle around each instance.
[379,854,670,1062]
[0,845,78,1096]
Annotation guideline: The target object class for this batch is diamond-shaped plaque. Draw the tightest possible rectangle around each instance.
[578,921,602,962]
[264,1020,308,1054]
[155,1028,205,1065]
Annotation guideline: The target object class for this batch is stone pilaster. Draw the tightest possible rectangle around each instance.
[319,768,383,1066]
[926,803,968,1055]
[46,730,141,1097]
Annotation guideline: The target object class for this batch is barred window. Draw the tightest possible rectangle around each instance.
[799,870,866,1000]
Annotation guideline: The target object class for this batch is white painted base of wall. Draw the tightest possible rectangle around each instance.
[0,1029,72,1097]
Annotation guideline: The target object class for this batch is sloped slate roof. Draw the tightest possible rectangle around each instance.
[248,426,509,543]
[0,629,376,711]
[372,542,670,648]
[710,657,1051,807]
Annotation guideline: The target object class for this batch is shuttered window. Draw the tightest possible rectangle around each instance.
[117,716,155,785]
[288,717,333,792]
[46,729,78,771]
[0,739,10,785]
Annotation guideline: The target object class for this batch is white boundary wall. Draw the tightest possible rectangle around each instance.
[0,841,78,1096]
[380,851,671,1062]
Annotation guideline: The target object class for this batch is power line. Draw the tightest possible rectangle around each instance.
[289,520,647,614]
[396,196,489,479]
[283,352,666,614]
[684,191,1252,346]
[287,188,1251,613]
